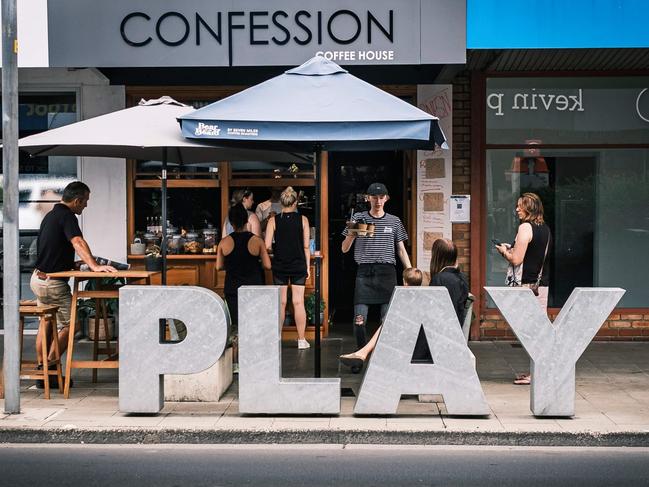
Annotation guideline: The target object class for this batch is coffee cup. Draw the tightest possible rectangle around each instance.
[357,223,368,236]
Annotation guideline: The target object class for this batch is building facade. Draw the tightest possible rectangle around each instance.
[2,0,649,339]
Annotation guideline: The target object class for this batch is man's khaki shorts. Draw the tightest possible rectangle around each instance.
[30,271,72,331]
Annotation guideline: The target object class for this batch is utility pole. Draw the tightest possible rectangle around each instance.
[2,0,20,413]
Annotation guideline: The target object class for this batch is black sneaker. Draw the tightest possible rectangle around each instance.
[35,375,72,390]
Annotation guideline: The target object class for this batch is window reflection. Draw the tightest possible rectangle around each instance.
[486,149,649,308]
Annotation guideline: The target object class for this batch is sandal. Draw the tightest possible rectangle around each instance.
[339,352,365,370]
[513,373,531,385]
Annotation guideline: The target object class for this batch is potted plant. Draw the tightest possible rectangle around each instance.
[77,277,125,340]
[144,244,162,271]
[305,292,326,326]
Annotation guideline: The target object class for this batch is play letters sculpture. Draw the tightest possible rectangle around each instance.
[118,285,624,416]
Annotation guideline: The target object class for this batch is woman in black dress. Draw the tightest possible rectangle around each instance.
[264,187,311,349]
[217,204,271,337]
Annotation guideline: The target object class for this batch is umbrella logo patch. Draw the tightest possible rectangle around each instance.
[195,122,221,136]
[227,128,259,137]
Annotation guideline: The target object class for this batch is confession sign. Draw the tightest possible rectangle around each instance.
[46,0,465,67]
[119,286,623,417]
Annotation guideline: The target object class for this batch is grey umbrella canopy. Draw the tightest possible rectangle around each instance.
[19,97,306,163]
[18,97,308,283]
[179,56,447,151]
[179,56,448,377]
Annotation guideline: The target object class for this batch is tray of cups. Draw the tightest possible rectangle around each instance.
[346,222,375,237]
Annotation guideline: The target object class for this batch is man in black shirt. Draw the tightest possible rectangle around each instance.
[31,181,116,367]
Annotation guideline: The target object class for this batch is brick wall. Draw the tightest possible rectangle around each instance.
[451,73,471,277]
[480,311,649,341]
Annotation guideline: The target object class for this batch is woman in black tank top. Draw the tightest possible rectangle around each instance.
[217,204,271,335]
[264,187,311,349]
[495,192,552,385]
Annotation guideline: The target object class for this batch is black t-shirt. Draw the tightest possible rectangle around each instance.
[413,267,470,361]
[34,203,83,273]
[272,211,307,277]
[430,267,470,324]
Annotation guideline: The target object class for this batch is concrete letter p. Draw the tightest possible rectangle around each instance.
[119,286,229,413]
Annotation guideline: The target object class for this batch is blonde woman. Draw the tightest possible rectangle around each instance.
[496,192,552,385]
[265,187,311,349]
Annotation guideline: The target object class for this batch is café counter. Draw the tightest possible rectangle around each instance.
[127,254,323,338]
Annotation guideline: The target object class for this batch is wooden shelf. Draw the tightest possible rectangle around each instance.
[229,178,315,187]
[128,254,217,260]
[135,179,219,188]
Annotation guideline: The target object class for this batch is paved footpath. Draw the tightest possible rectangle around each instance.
[0,341,648,446]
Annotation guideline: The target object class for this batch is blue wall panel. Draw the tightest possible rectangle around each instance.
[468,0,649,49]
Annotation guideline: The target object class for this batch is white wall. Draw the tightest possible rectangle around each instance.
[0,0,49,67]
[18,68,127,261]
[78,84,127,262]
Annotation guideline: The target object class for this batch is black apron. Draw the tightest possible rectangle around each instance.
[353,263,397,305]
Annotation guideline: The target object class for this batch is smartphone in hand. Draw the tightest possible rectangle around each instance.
[491,238,501,246]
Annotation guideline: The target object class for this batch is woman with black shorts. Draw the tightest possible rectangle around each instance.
[265,186,311,349]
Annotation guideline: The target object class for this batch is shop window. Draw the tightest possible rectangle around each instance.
[0,92,77,327]
[133,187,221,237]
[134,159,219,180]
[486,77,649,145]
[0,93,78,230]
[485,148,649,308]
[230,160,313,180]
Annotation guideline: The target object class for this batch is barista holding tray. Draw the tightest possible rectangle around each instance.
[342,183,411,349]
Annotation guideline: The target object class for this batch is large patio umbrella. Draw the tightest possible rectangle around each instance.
[18,97,308,283]
[178,56,448,376]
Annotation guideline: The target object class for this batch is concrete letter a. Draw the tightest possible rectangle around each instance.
[354,287,489,416]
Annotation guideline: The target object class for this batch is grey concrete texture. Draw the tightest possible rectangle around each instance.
[119,286,230,413]
[238,287,340,414]
[2,336,649,446]
[486,287,625,417]
[354,287,489,415]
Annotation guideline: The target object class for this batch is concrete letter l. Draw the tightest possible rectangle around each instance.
[238,286,340,414]
[119,286,229,413]
[485,287,625,417]
[354,287,490,415]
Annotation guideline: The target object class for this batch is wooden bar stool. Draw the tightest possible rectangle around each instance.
[18,304,63,399]
[90,296,117,383]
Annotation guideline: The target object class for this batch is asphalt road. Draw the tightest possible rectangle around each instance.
[1,444,648,486]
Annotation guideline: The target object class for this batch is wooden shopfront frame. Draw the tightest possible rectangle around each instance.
[125,86,328,338]
[470,70,649,341]
[125,85,419,338]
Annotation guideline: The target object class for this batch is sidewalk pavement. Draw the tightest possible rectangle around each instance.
[1,337,648,446]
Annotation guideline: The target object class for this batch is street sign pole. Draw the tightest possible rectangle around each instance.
[2,0,20,413]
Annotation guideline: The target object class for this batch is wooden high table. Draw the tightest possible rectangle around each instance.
[47,270,159,398]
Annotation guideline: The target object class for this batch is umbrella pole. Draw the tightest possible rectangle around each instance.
[161,148,168,285]
[314,145,322,378]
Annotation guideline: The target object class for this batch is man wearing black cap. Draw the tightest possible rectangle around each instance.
[341,182,412,351]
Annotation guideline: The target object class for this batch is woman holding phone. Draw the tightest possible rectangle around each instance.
[495,192,552,385]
